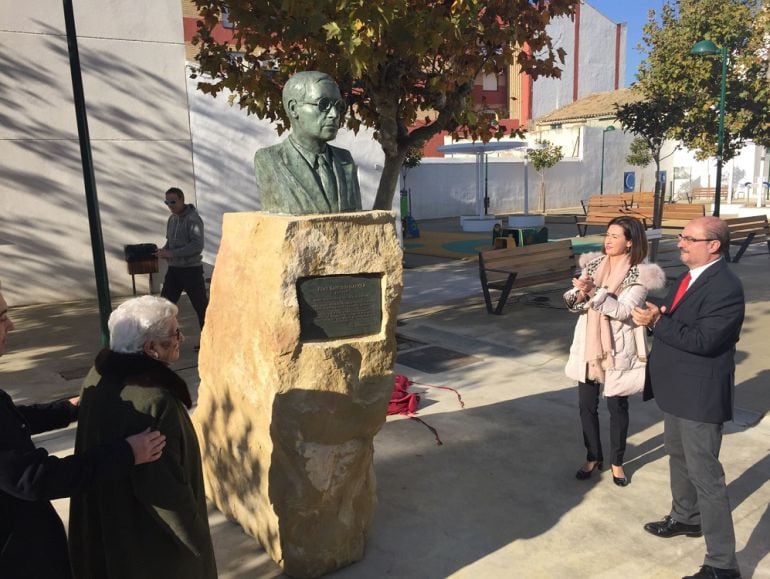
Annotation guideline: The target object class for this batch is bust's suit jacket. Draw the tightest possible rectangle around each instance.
[644,258,744,424]
[254,139,362,215]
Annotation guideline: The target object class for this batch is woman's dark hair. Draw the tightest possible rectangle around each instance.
[605,216,648,265]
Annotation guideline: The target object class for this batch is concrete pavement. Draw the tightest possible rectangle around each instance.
[3,221,770,578]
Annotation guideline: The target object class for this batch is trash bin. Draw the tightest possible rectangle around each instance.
[124,244,158,294]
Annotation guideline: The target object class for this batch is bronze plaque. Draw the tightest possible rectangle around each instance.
[297,274,383,340]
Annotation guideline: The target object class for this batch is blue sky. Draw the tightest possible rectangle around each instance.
[587,0,667,87]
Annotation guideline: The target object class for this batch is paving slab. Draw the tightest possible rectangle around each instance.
[4,230,770,578]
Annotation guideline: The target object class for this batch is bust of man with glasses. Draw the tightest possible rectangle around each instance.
[254,71,363,215]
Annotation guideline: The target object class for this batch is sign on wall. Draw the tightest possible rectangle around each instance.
[623,172,636,193]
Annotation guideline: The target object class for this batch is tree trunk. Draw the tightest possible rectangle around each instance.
[373,152,405,210]
[537,179,546,214]
[649,161,663,262]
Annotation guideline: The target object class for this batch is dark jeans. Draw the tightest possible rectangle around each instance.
[578,380,629,466]
[161,265,208,328]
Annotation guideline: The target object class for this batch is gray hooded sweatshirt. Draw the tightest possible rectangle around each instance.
[162,204,204,268]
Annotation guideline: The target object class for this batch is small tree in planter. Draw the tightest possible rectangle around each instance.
[528,140,564,213]
[626,136,653,191]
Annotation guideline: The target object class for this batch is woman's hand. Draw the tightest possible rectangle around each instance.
[572,274,595,295]
[126,428,166,465]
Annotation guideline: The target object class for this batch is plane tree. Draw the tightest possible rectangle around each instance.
[190,0,580,209]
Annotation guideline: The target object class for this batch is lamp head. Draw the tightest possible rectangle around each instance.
[691,39,719,56]
[603,125,616,133]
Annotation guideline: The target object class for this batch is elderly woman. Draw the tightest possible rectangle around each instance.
[68,296,216,579]
[0,284,165,579]
[564,217,665,486]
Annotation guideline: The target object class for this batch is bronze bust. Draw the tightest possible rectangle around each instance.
[254,71,363,215]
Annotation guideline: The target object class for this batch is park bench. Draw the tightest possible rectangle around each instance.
[627,191,655,208]
[478,239,576,314]
[687,187,727,203]
[579,193,634,215]
[622,203,705,229]
[723,215,770,262]
[576,194,630,236]
[576,192,654,236]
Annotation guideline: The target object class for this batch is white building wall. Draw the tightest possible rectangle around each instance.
[660,141,767,205]
[0,1,194,306]
[406,127,655,219]
[531,14,576,120]
[532,3,625,120]
[577,4,624,98]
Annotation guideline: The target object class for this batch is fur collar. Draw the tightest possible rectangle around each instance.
[94,348,192,409]
[578,252,666,291]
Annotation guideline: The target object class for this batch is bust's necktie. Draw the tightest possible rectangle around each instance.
[669,272,692,311]
[317,153,338,210]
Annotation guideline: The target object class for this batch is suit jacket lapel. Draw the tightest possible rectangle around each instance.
[331,149,354,211]
[280,142,331,212]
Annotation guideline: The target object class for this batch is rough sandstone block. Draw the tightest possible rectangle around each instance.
[193,211,403,577]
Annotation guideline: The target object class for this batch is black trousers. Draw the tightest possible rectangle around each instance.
[664,413,737,570]
[578,380,629,466]
[161,265,208,328]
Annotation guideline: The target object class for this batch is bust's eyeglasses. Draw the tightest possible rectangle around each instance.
[677,234,716,244]
[300,97,346,116]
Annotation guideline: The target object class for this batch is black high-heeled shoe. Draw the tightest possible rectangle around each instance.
[575,461,602,480]
[611,465,628,486]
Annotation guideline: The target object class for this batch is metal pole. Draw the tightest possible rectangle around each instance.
[523,153,529,215]
[713,46,727,217]
[600,129,607,195]
[63,0,112,345]
[484,153,489,215]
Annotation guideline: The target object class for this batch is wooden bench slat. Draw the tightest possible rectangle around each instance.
[723,215,770,262]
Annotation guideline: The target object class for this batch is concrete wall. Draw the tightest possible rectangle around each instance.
[407,127,655,219]
[0,1,194,305]
[406,127,769,221]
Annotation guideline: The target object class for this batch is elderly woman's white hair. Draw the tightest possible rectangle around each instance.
[109,296,178,354]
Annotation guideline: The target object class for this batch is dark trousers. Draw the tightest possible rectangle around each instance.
[161,265,208,328]
[578,380,629,466]
[664,413,737,570]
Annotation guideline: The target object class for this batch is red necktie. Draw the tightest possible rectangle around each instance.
[669,272,691,311]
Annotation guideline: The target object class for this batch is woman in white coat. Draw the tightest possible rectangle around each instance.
[564,216,665,486]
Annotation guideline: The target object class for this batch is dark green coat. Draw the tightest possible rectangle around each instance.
[69,350,216,579]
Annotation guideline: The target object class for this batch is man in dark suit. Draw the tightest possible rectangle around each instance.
[632,217,744,579]
[254,71,362,215]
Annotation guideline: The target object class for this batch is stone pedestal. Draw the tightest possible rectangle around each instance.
[193,211,402,578]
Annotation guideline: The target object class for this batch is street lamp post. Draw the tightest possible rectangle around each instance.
[691,39,728,217]
[600,125,615,195]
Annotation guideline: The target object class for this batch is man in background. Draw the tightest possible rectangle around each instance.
[157,187,208,329]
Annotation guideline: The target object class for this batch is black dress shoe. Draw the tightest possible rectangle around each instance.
[644,515,702,538]
[612,475,628,487]
[682,564,741,578]
[575,461,602,480]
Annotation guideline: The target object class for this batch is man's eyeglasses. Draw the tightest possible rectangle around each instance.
[164,200,177,206]
[300,97,346,116]
[677,234,716,244]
